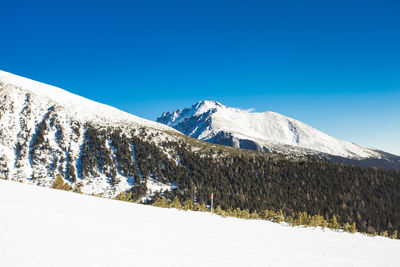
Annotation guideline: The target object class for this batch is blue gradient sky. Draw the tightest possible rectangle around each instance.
[1,0,399,155]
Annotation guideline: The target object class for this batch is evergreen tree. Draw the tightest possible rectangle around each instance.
[329,215,340,230]
[350,222,357,233]
[215,205,226,217]
[200,203,208,212]
[241,209,251,219]
[390,230,398,239]
[169,196,182,209]
[380,231,388,237]
[274,209,285,223]
[51,174,71,191]
[250,210,259,219]
[183,199,194,211]
[343,223,352,233]
[154,197,168,208]
[52,174,64,189]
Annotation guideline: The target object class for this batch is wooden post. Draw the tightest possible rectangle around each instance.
[210,192,214,212]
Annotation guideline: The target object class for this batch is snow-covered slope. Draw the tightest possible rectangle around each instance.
[0,70,178,197]
[158,100,382,159]
[0,70,175,129]
[1,179,399,267]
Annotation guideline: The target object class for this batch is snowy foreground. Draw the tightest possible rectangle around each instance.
[0,180,399,267]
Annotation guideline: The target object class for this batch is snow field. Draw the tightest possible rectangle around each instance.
[0,180,399,267]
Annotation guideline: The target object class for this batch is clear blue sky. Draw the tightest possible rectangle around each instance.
[1,0,399,155]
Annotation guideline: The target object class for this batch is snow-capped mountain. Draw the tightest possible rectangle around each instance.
[157,100,392,160]
[0,70,179,197]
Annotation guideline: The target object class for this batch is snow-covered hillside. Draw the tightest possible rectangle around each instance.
[158,100,382,159]
[0,70,174,130]
[0,179,399,267]
[0,70,178,197]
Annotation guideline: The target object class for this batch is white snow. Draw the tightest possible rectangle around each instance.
[0,70,175,131]
[146,177,174,193]
[1,179,399,267]
[161,100,381,159]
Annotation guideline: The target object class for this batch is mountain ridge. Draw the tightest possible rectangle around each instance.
[157,100,396,161]
[0,70,176,131]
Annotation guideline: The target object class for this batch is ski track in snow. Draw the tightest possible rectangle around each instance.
[0,180,399,267]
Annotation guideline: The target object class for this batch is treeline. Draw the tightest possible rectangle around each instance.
[49,171,398,239]
[151,196,399,239]
[61,124,400,236]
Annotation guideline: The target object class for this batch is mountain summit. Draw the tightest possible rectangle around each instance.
[158,101,390,160]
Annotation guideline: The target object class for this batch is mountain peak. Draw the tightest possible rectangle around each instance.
[157,100,382,159]
[157,100,224,127]
[194,100,224,109]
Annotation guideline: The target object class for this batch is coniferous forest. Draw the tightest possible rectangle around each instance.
[68,125,400,236]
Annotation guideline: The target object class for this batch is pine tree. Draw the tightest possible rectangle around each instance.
[233,207,242,218]
[274,209,285,223]
[250,210,259,219]
[380,231,388,237]
[390,230,398,239]
[52,174,64,189]
[320,216,329,229]
[200,203,208,212]
[225,208,234,217]
[258,209,269,220]
[169,196,182,209]
[215,205,226,217]
[287,213,295,226]
[72,185,81,193]
[350,222,357,233]
[154,197,168,208]
[183,199,194,211]
[193,203,202,211]
[114,192,126,201]
[329,215,340,230]
[343,223,352,232]
[241,209,251,219]
[51,174,71,191]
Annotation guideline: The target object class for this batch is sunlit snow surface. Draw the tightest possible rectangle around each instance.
[1,180,399,267]
[0,70,175,130]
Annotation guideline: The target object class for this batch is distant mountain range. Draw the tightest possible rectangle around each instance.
[157,100,400,169]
